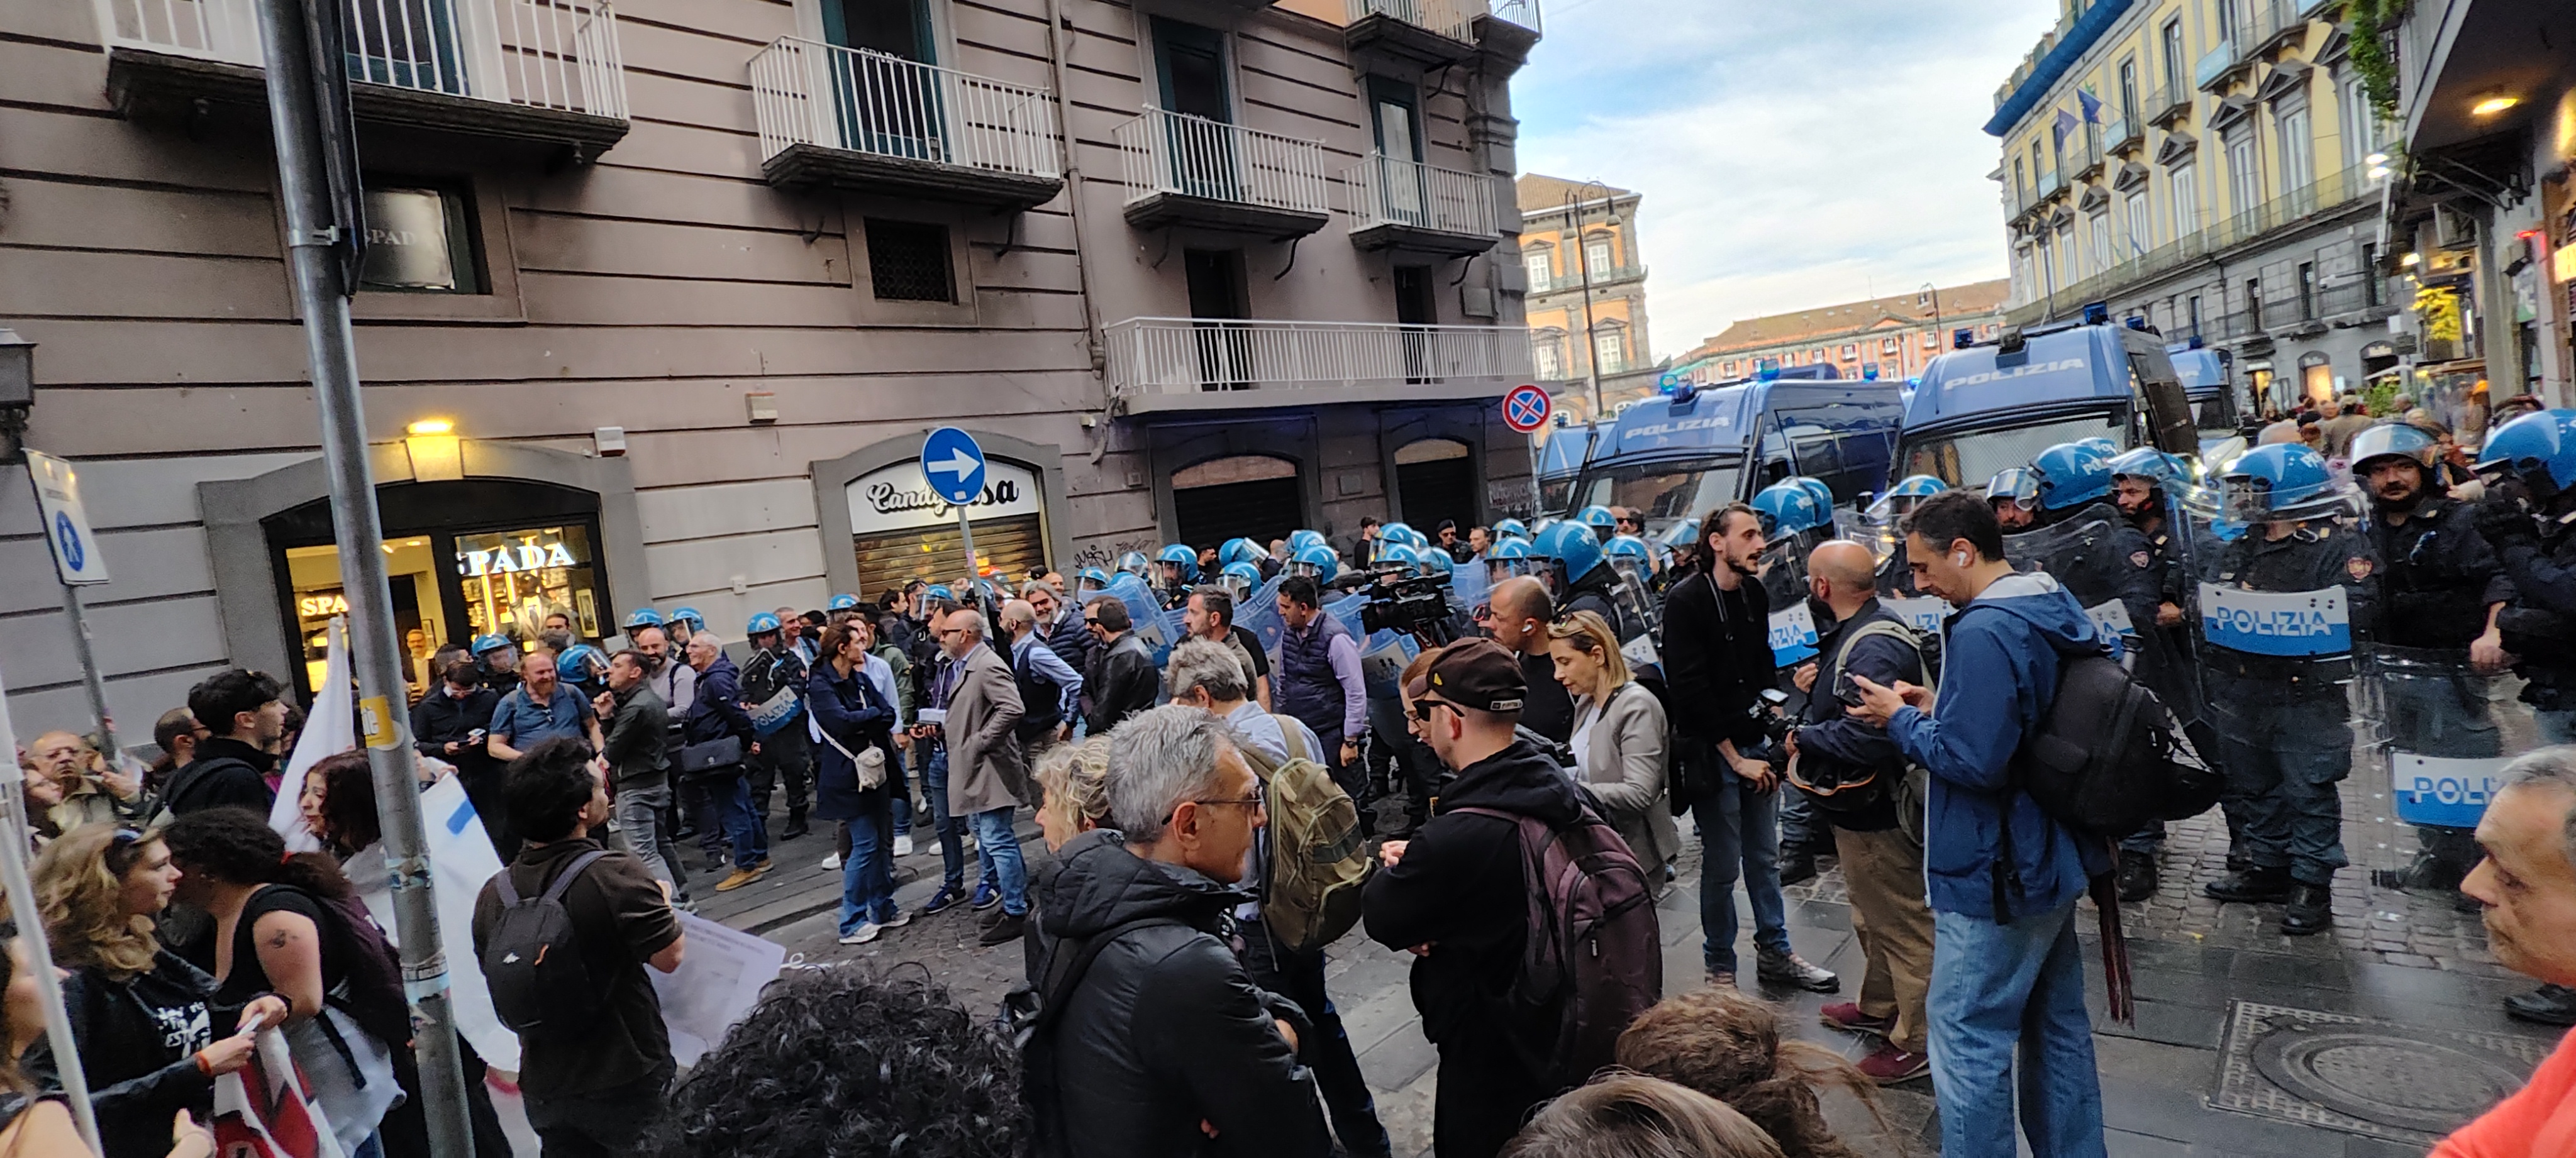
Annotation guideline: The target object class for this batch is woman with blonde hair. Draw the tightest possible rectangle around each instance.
[1033,736,1112,853]
[1503,1073,1784,1158]
[1546,609,1677,871]
[28,825,286,1158]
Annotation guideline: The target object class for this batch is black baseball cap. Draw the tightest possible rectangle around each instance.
[1406,639,1526,714]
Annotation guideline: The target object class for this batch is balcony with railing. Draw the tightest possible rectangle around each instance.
[2250,0,2307,57]
[2197,18,2258,91]
[1106,317,1533,414]
[2105,113,2143,155]
[2072,130,2106,181]
[1114,108,1330,237]
[1527,263,1645,295]
[2146,80,2194,126]
[1345,0,1480,65]
[2038,165,2067,201]
[1345,154,1499,256]
[1472,0,1541,64]
[748,39,1061,209]
[94,0,627,151]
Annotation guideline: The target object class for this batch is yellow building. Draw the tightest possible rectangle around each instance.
[1672,280,2010,386]
[1517,175,1652,422]
[1987,0,2401,413]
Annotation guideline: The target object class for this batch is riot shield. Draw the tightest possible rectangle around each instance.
[2363,646,2538,910]
[1607,555,1662,643]
[2001,512,2149,654]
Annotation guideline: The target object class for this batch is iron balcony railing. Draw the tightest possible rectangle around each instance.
[1106,317,1533,396]
[1488,0,1539,35]
[2039,165,2066,199]
[94,0,626,117]
[2146,80,2193,122]
[1345,0,1478,44]
[1114,108,1329,216]
[2250,0,2306,52]
[1528,263,1645,294]
[2005,163,2381,326]
[748,38,1058,179]
[1345,153,1498,238]
[2104,113,2141,152]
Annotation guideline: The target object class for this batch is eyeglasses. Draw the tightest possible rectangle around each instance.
[1190,795,1266,812]
[1409,698,1456,722]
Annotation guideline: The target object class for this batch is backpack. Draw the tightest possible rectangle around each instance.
[2009,644,2223,837]
[310,890,413,1051]
[1786,619,1933,815]
[1246,716,1374,954]
[1452,805,1662,1090]
[480,850,610,1037]
[1009,916,1188,1158]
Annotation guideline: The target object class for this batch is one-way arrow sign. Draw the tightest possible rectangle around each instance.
[919,427,988,506]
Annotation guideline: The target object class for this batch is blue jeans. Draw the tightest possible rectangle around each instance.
[1694,772,1790,976]
[714,773,767,868]
[1928,900,2106,1158]
[970,806,1028,916]
[921,746,968,891]
[838,796,896,934]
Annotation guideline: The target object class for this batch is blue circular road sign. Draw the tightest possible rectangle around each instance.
[53,511,84,573]
[1502,385,1552,433]
[919,427,989,505]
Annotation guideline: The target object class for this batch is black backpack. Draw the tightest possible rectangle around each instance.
[2011,648,2223,837]
[480,851,609,1037]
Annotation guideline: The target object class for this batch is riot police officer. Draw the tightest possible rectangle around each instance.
[2471,410,2576,1023]
[1750,480,1840,882]
[1532,522,1640,641]
[2021,443,2163,636]
[1865,475,1946,598]
[2355,422,2514,903]
[1153,543,1199,609]
[1988,466,2040,532]
[2198,444,2379,935]
[2106,447,2206,900]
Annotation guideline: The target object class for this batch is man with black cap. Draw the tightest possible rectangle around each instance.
[1362,639,1591,1158]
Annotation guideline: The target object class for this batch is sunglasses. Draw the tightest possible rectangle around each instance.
[1409,698,1456,722]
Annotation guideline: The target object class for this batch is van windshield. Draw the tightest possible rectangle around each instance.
[1897,411,2127,490]
[1572,456,1743,536]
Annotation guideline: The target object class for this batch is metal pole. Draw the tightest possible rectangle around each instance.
[0,659,105,1155]
[247,0,475,1154]
[1568,184,1604,422]
[60,585,121,765]
[956,505,981,595]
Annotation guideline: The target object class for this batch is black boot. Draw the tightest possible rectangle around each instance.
[1779,852,1818,886]
[782,808,809,841]
[2280,881,2333,935]
[2507,984,2576,1027]
[2115,850,2158,903]
[2225,848,2253,874]
[2203,864,2294,903]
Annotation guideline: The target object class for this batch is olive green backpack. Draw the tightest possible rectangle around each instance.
[1249,717,1374,953]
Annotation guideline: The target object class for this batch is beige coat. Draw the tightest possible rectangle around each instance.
[1575,680,1678,868]
[946,643,1029,815]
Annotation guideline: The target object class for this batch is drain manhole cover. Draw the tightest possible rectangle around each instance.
[2212,1002,2556,1144]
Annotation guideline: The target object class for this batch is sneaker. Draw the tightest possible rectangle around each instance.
[1756,951,1841,994]
[977,910,1028,946]
[1819,1002,1896,1037]
[1705,971,1736,990]
[879,910,912,930]
[1857,1042,1931,1084]
[919,885,967,916]
[819,852,842,871]
[1777,852,1818,886]
[894,833,916,857]
[971,881,1002,911]
[714,866,765,893]
[2114,850,2158,903]
[836,922,882,946]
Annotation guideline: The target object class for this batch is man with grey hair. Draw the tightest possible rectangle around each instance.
[1163,641,1394,1156]
[1028,704,1326,1157]
[1025,578,1095,678]
[939,606,1033,944]
[2440,747,2576,1152]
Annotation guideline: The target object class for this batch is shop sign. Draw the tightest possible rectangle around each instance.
[458,540,579,577]
[847,458,1041,536]
[298,592,350,618]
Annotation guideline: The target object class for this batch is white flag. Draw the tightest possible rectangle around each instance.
[269,617,353,852]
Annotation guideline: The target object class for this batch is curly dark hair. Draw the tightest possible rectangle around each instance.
[643,969,1022,1158]
[306,750,382,856]
[160,807,352,900]
[504,736,598,844]
[1613,989,1889,1158]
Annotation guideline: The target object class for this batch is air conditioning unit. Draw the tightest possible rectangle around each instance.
[2434,204,2477,250]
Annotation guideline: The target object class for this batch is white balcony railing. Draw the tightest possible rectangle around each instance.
[94,0,627,119]
[1107,318,1533,397]
[1114,108,1330,217]
[1489,0,1540,34]
[748,38,1058,179]
[1345,153,1498,239]
[1345,0,1479,43]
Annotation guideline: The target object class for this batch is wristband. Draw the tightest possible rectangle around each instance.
[192,1050,213,1077]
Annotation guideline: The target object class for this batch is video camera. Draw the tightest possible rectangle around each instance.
[1344,568,1464,647]
[1749,687,1795,769]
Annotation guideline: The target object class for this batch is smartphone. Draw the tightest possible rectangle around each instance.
[1833,670,1867,709]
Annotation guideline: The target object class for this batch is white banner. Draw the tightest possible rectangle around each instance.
[269,619,352,855]
[650,913,787,1067]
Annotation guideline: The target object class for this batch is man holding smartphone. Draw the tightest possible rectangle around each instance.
[1784,540,1934,1083]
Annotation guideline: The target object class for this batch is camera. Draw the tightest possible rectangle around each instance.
[1748,688,1795,768]
[1355,569,1463,646]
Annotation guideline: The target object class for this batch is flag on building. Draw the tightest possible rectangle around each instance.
[2077,88,2104,123]
[2053,107,2080,144]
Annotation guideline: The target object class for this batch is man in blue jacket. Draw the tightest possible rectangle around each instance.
[1849,490,2107,1158]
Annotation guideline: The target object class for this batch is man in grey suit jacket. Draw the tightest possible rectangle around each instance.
[939,608,1032,945]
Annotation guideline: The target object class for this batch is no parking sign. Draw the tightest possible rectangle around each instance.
[1502,384,1552,434]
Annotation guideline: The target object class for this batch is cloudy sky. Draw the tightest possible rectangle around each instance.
[1513,0,2058,358]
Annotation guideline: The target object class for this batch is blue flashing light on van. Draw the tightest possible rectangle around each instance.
[1894,315,2198,492]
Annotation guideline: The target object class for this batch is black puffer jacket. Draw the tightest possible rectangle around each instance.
[1362,738,1586,1066]
[1031,830,1326,1158]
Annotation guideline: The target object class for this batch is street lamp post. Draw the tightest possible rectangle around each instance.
[1563,180,1613,422]
[1919,281,1942,372]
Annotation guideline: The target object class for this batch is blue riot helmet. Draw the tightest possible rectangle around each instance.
[1288,544,1341,580]
[557,644,608,693]
[1077,567,1111,593]
[1155,543,1199,586]
[2477,410,2576,497]
[1377,541,1425,576]
[2106,447,2187,488]
[1662,519,1701,549]
[1287,529,1328,554]
[745,612,784,637]
[622,608,663,631]
[1379,522,1429,550]
[1603,533,1653,587]
[1416,548,1455,579]
[1575,505,1619,543]
[1865,474,1948,522]
[1491,517,1530,542]
[826,593,860,612]
[470,633,511,656]
[1749,482,1829,538]
[2220,443,2341,523]
[920,583,957,605]
[668,606,705,629]
[1219,538,1264,568]
[1789,477,1835,512]
[2028,443,2113,512]
[2347,422,2438,478]
[2077,436,2121,460]
[1115,551,1152,580]
[1534,521,1609,585]
[1219,561,1263,599]
[1484,536,1552,590]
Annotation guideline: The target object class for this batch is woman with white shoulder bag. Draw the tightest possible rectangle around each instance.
[808,620,904,946]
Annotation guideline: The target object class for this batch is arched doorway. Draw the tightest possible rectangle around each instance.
[1172,455,1303,549]
[1394,438,1475,531]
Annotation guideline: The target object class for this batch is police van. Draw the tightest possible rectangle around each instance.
[2168,341,2250,469]
[1534,415,1598,516]
[1894,310,2199,492]
[1565,365,1904,537]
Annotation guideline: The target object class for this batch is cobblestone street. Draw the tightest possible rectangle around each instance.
[686,779,2556,1156]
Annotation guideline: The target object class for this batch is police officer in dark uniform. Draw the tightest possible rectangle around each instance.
[2020,443,2165,645]
[2354,422,2513,903]
[1533,522,1643,642]
[2106,447,2214,900]
[2472,410,2576,1023]
[2199,444,2379,936]
[1867,475,1948,599]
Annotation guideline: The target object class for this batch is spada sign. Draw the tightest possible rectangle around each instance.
[460,540,579,578]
